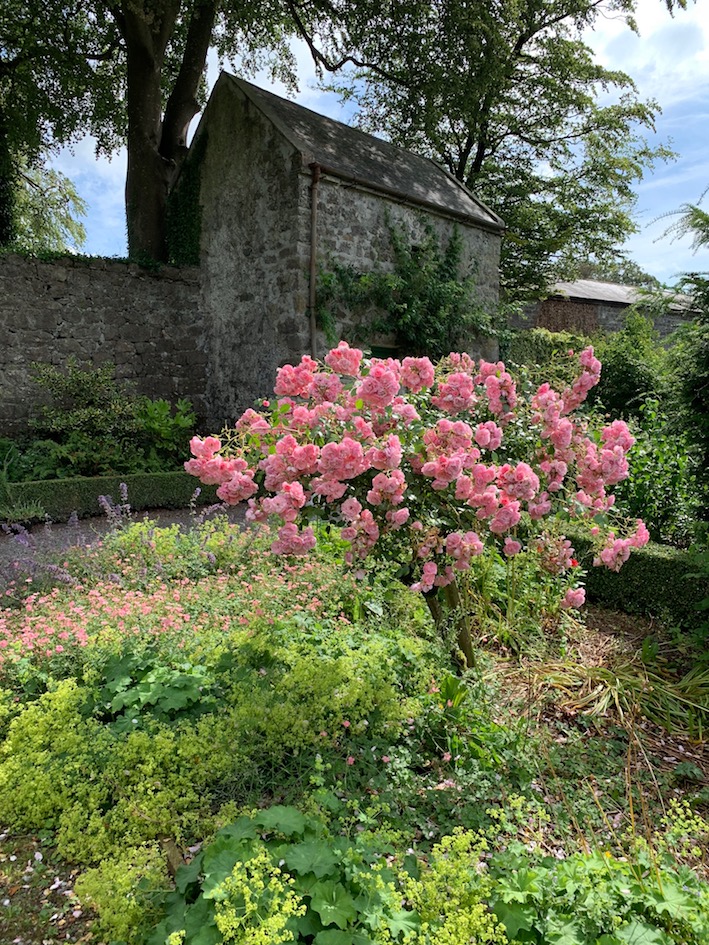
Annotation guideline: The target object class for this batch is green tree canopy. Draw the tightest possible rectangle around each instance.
[0,0,690,267]
[325,0,677,298]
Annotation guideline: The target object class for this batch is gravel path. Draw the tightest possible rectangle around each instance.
[0,505,244,566]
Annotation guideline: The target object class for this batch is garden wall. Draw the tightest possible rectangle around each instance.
[0,254,206,435]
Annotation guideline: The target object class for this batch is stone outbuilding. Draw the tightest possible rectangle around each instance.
[0,74,504,435]
[181,72,505,425]
[514,279,693,338]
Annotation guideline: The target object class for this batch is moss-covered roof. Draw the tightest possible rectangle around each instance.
[220,73,504,233]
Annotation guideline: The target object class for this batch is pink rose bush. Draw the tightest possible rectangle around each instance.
[186,342,648,629]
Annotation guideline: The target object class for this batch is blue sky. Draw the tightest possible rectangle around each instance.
[52,2,708,285]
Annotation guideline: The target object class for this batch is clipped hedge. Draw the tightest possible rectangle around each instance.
[504,327,591,367]
[4,472,218,522]
[572,533,708,628]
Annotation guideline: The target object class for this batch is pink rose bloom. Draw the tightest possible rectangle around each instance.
[528,492,552,520]
[489,498,521,534]
[368,434,403,470]
[188,435,222,459]
[270,523,317,556]
[497,462,540,502]
[235,409,271,435]
[391,399,420,425]
[310,372,343,404]
[217,472,259,504]
[340,497,363,521]
[386,507,410,528]
[421,454,464,490]
[324,341,364,376]
[503,537,522,556]
[274,361,315,397]
[319,437,367,480]
[561,587,586,610]
[367,469,407,506]
[357,364,400,408]
[431,372,475,414]
[400,356,435,392]
[474,421,503,451]
[630,520,650,548]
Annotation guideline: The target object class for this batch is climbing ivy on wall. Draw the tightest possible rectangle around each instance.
[166,132,207,266]
[317,220,499,359]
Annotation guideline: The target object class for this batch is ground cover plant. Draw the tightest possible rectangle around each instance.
[1,344,708,944]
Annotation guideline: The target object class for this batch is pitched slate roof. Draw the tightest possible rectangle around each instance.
[551,279,691,312]
[220,73,504,233]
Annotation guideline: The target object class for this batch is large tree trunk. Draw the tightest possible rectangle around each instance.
[118,0,216,263]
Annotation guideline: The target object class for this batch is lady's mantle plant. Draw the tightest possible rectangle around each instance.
[186,342,648,665]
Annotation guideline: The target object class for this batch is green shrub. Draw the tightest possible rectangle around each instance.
[4,359,197,481]
[612,400,701,547]
[667,286,709,509]
[504,327,590,369]
[3,470,217,521]
[589,310,669,418]
[572,533,708,630]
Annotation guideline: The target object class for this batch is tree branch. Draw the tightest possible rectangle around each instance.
[286,0,405,84]
[161,0,217,160]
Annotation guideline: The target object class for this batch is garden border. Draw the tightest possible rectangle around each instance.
[4,471,218,521]
[572,533,707,629]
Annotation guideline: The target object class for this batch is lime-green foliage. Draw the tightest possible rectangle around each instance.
[146,805,709,945]
[1,519,707,944]
[1,358,197,483]
[403,829,506,944]
[0,526,440,867]
[146,807,420,945]
[74,845,166,945]
[504,327,590,377]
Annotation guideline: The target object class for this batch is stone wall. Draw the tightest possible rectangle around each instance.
[0,254,204,436]
[300,173,501,361]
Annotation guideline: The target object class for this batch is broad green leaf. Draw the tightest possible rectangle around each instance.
[217,817,259,843]
[645,880,693,919]
[284,840,340,878]
[255,806,309,837]
[546,916,586,945]
[493,901,536,938]
[385,908,421,938]
[310,880,357,929]
[315,930,375,945]
[615,921,672,944]
[183,897,219,944]
[175,852,204,894]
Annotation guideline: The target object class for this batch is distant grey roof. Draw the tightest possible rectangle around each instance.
[551,279,691,312]
[221,73,504,233]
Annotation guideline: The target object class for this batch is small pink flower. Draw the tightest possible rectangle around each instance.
[382,755,391,764]
[442,751,452,762]
[346,755,355,766]
[561,587,586,610]
[342,719,351,728]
